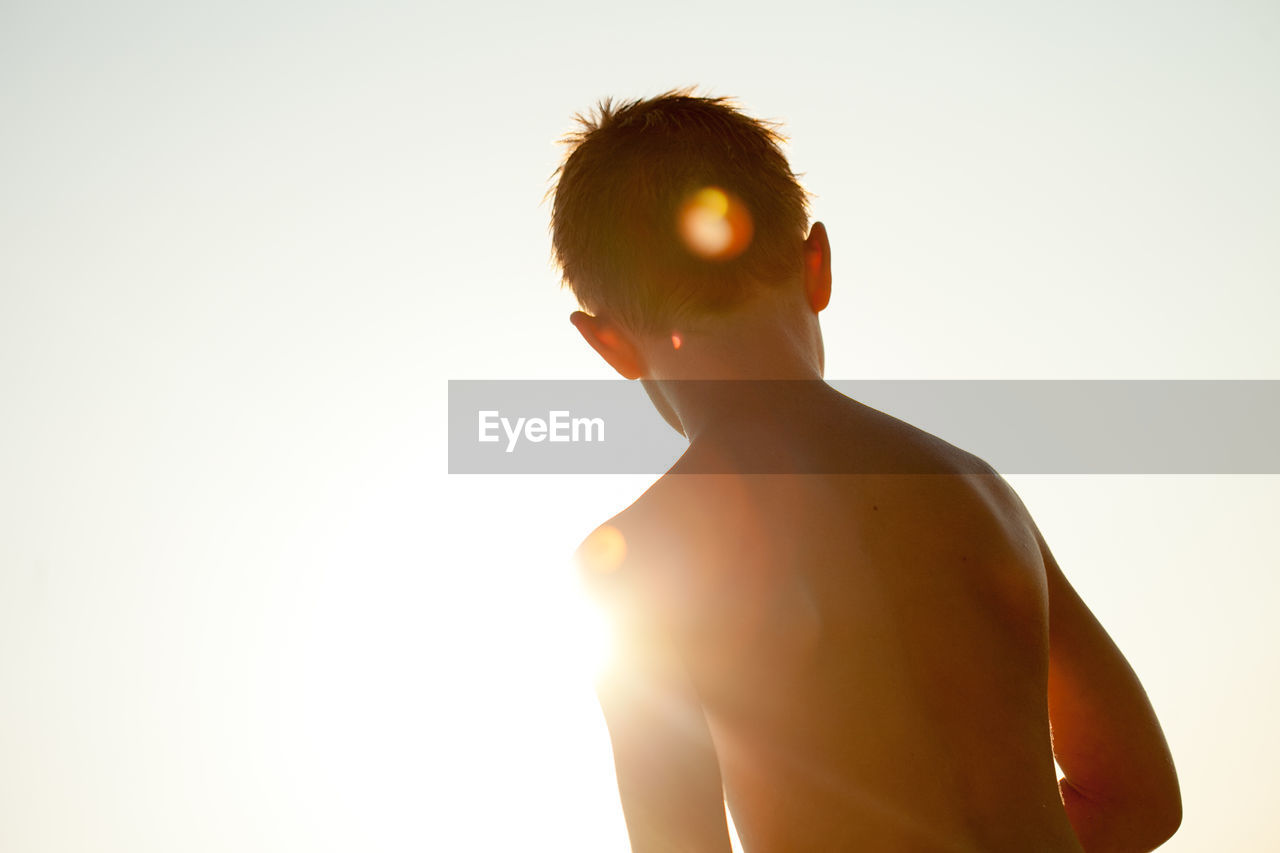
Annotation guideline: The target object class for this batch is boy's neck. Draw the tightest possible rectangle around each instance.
[654,375,835,445]
[636,286,829,441]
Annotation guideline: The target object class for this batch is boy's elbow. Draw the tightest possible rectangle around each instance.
[1129,781,1183,851]
[1063,774,1182,851]
[1123,800,1181,852]
[1144,784,1182,849]
[1139,759,1183,848]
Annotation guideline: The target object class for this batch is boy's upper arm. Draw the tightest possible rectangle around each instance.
[575,523,732,853]
[1033,521,1182,838]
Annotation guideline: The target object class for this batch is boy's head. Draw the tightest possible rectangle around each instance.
[549,90,813,337]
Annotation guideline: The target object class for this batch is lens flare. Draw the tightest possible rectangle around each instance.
[678,187,753,261]
[577,523,627,575]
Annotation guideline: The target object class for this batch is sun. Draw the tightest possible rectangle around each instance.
[534,558,617,683]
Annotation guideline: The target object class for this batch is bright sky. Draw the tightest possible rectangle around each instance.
[2,1,1278,850]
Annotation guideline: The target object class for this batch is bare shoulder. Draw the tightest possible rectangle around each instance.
[572,476,716,685]
[572,475,689,615]
[844,425,1050,626]
[862,402,1042,555]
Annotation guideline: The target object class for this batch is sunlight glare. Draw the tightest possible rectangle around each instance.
[564,575,616,678]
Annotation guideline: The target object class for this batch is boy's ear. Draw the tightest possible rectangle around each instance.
[804,221,832,313]
[569,311,646,380]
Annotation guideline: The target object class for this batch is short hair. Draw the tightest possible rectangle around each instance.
[549,89,811,334]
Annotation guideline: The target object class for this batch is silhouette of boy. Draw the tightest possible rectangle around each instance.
[550,90,1180,852]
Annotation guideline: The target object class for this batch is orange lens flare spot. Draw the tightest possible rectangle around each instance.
[677,187,754,261]
[671,332,682,350]
[578,524,627,574]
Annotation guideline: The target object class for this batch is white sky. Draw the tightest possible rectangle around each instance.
[1,1,1277,850]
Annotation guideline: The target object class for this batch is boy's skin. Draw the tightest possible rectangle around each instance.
[571,223,1181,851]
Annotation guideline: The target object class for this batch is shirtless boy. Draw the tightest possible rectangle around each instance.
[550,90,1181,852]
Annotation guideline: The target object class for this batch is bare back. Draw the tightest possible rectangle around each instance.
[585,391,1085,852]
